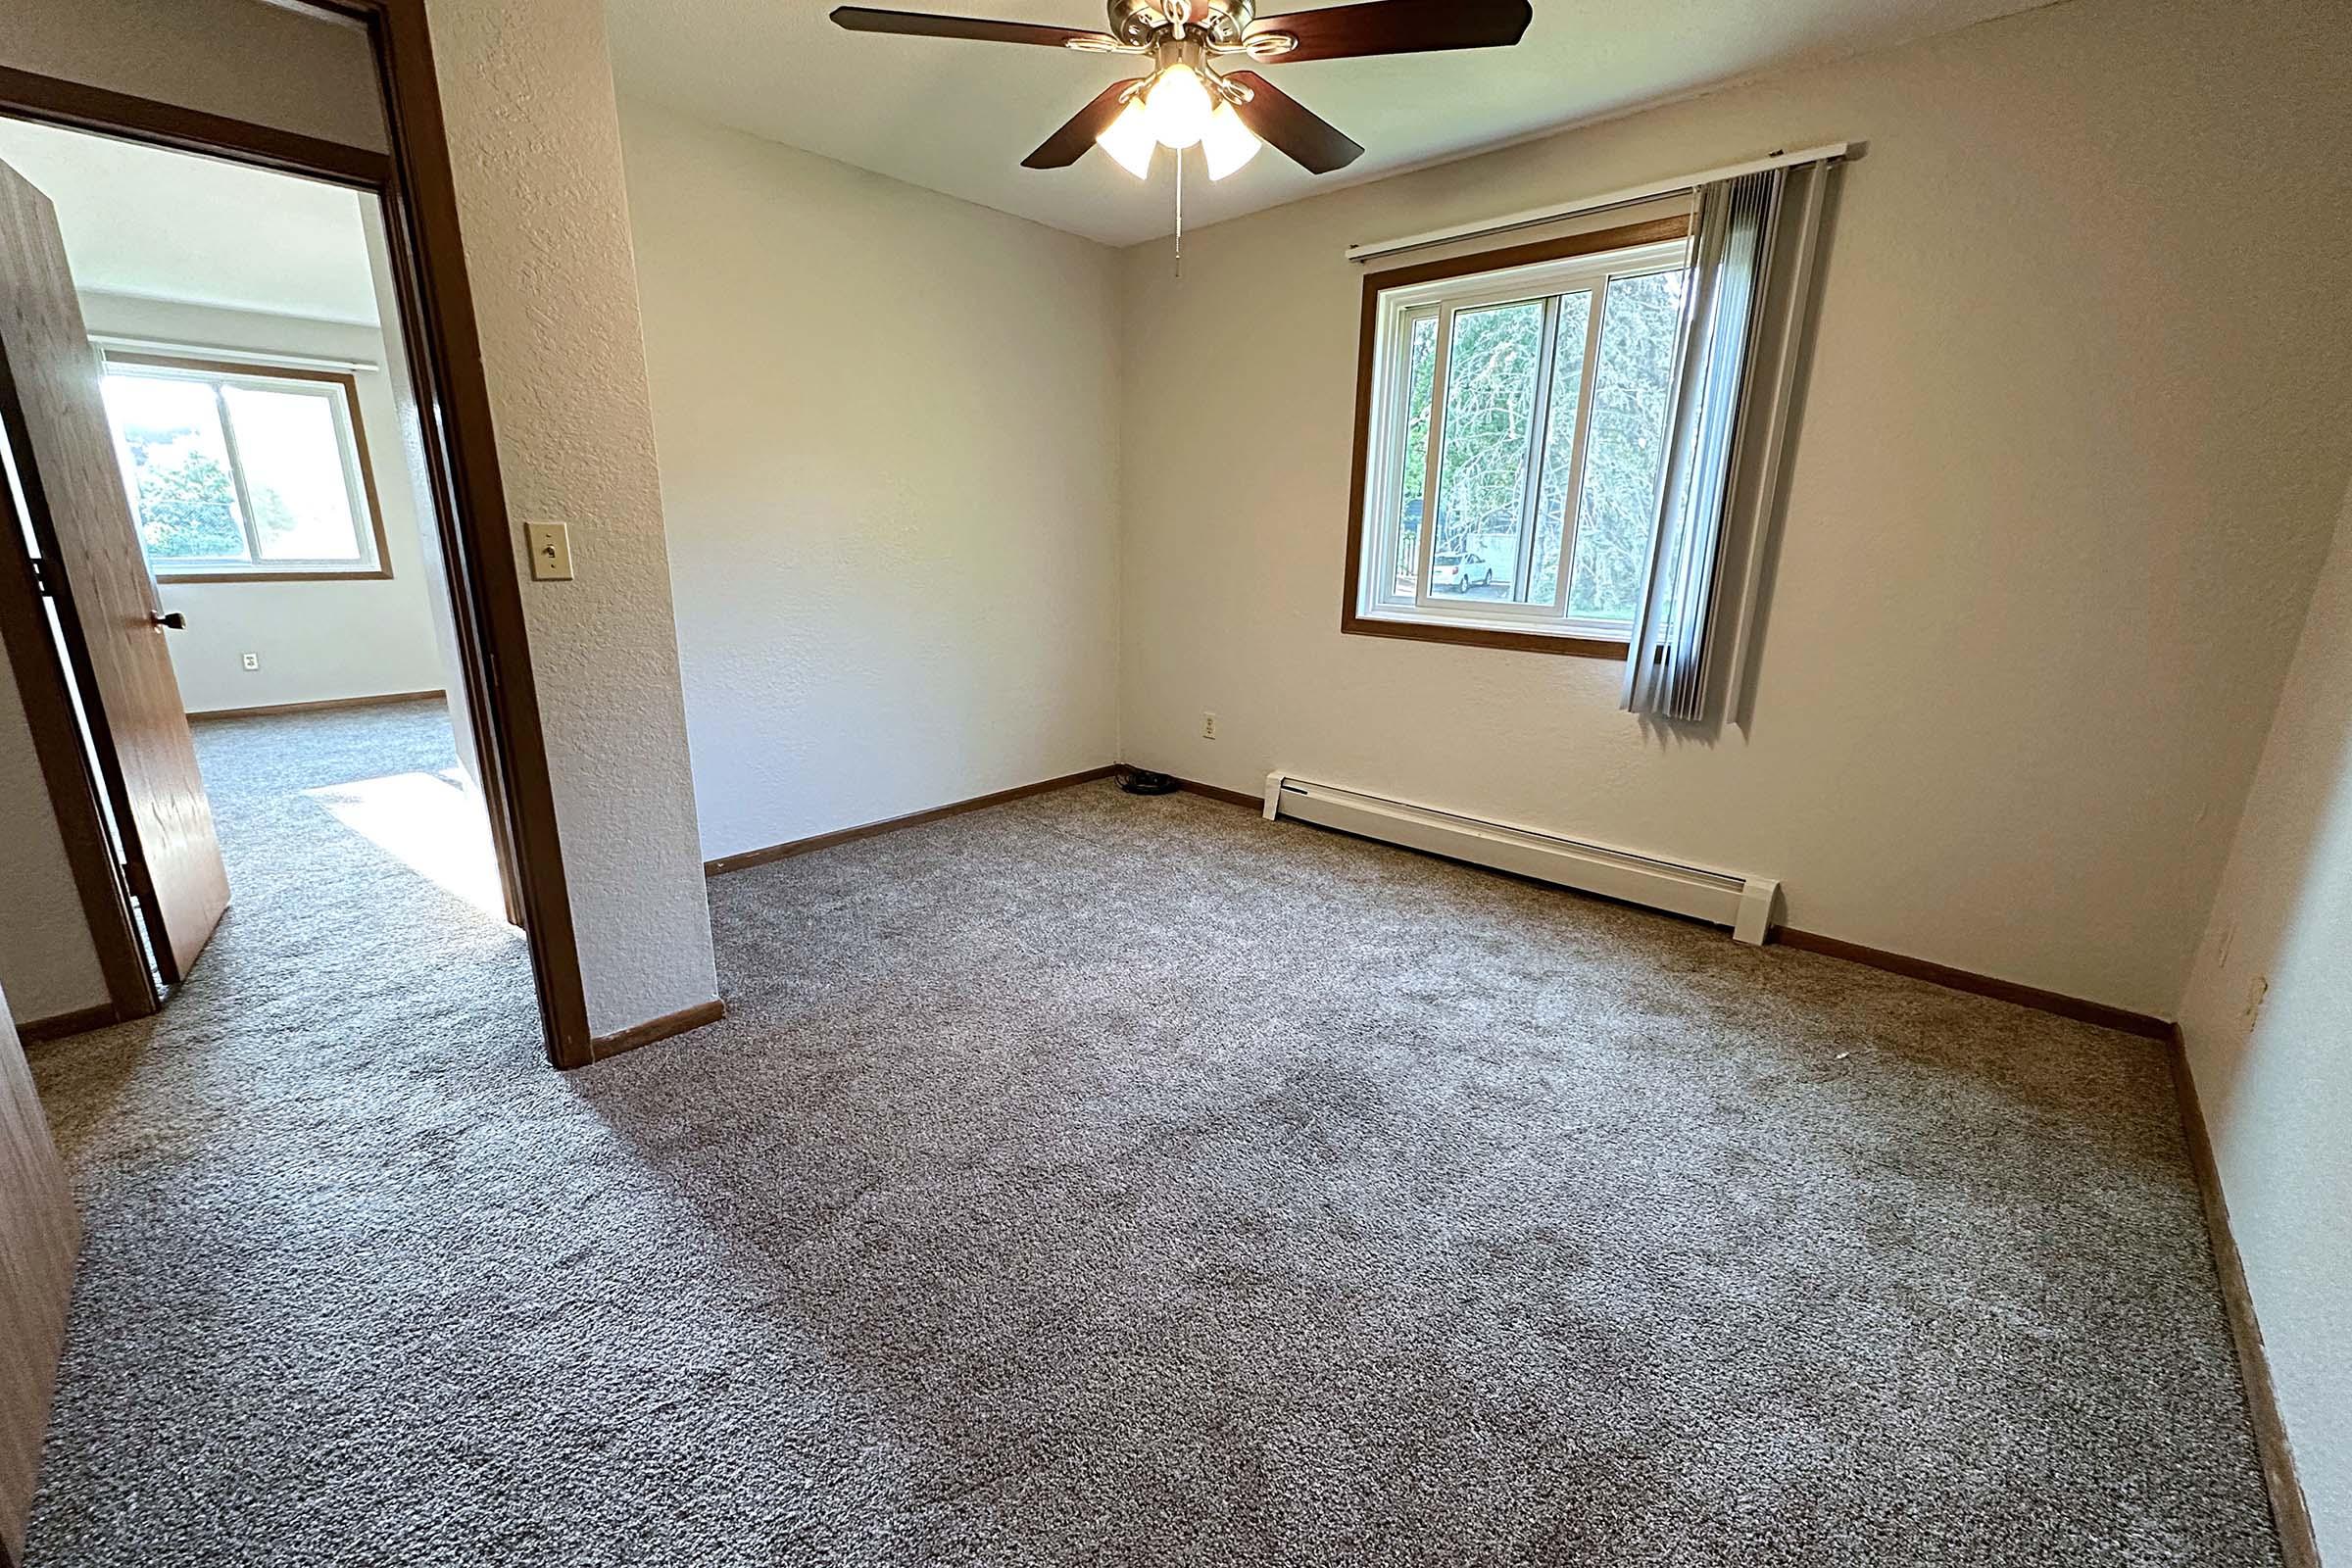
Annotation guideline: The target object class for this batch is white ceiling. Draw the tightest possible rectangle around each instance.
[603,0,2053,247]
[0,117,378,323]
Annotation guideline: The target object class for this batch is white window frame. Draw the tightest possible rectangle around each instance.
[101,355,386,581]
[1353,235,1690,644]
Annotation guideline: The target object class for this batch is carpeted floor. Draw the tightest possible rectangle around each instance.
[23,705,2279,1566]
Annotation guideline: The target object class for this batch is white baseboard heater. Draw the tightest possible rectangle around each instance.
[1261,773,1781,946]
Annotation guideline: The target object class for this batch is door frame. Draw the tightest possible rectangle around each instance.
[0,4,596,1068]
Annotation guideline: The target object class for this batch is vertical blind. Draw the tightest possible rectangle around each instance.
[1623,158,1835,723]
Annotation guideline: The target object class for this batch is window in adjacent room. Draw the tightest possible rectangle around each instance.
[99,355,388,582]
[1345,216,1690,657]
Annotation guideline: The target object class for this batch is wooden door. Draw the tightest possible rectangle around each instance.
[0,995,76,1568]
[0,156,228,985]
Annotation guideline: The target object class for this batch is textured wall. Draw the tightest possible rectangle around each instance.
[79,293,448,714]
[1115,0,2352,1018]
[618,100,1123,861]
[423,0,718,1037]
[2179,471,2352,1562]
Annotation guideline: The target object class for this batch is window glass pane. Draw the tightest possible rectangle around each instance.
[1571,270,1687,621]
[1527,289,1594,607]
[103,374,248,565]
[221,384,367,563]
[1433,299,1544,601]
[1393,314,1436,599]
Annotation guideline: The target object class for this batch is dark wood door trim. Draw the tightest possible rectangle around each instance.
[0,8,595,1066]
[0,64,390,190]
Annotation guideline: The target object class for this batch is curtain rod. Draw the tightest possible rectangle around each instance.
[88,333,378,375]
[1345,141,1851,265]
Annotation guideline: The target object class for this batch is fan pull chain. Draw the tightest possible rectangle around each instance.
[1173,147,1185,280]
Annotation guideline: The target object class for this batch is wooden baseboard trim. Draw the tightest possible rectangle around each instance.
[1119,770,1270,817]
[579,998,725,1067]
[189,689,445,722]
[705,766,1121,877]
[2168,1028,2322,1567]
[16,1004,119,1045]
[1772,927,2171,1040]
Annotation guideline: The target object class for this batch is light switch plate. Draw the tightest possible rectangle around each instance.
[526,521,574,581]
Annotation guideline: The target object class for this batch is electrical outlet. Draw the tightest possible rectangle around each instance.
[241,653,260,671]
[1201,711,1218,740]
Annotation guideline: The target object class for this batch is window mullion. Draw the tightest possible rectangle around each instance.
[209,380,265,564]
[1553,289,1611,617]
[1412,306,1453,609]
[1512,297,1560,607]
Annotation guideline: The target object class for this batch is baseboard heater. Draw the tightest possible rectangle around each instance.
[1261,773,1780,946]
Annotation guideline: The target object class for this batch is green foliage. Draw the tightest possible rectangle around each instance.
[131,451,247,563]
[1396,268,1685,620]
[1435,300,1543,548]
[1572,271,1683,619]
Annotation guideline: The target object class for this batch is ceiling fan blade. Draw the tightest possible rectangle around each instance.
[1245,0,1533,63]
[1022,80,1145,170]
[830,7,1117,49]
[1222,72,1364,175]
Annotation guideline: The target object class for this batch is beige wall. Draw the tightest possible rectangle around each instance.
[1116,0,2352,1018]
[422,0,718,1038]
[2179,470,2352,1561]
[616,100,1123,861]
[1,0,385,154]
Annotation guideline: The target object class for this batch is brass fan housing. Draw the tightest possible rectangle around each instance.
[1104,0,1256,48]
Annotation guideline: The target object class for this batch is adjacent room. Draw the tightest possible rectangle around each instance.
[0,0,2345,1565]
[0,110,515,1035]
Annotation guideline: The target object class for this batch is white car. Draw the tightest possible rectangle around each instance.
[1433,551,1503,592]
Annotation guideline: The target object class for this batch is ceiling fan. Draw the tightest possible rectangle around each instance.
[829,1,1537,183]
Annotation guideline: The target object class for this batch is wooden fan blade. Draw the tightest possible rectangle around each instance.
[830,7,1118,49]
[1023,80,1145,169]
[1221,72,1363,175]
[1246,0,1533,63]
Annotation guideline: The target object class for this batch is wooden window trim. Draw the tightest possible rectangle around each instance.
[104,352,395,583]
[1339,213,1693,661]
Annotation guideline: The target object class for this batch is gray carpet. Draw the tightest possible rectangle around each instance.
[23,704,2278,1566]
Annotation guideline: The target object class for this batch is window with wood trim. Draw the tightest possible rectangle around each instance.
[99,354,389,582]
[1344,217,1691,657]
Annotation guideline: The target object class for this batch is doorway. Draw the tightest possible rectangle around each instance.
[0,115,516,1004]
[0,18,594,1068]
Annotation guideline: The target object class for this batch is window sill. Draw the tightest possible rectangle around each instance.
[1342,609,1631,661]
[156,567,392,585]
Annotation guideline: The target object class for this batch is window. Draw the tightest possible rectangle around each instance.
[1345,217,1691,657]
[100,356,389,582]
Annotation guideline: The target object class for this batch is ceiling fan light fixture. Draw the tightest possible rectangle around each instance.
[1142,62,1213,149]
[1096,97,1158,179]
[1200,100,1261,180]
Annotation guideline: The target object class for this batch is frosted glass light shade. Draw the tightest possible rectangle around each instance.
[1143,64,1212,150]
[1096,99,1156,178]
[1201,101,1261,181]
